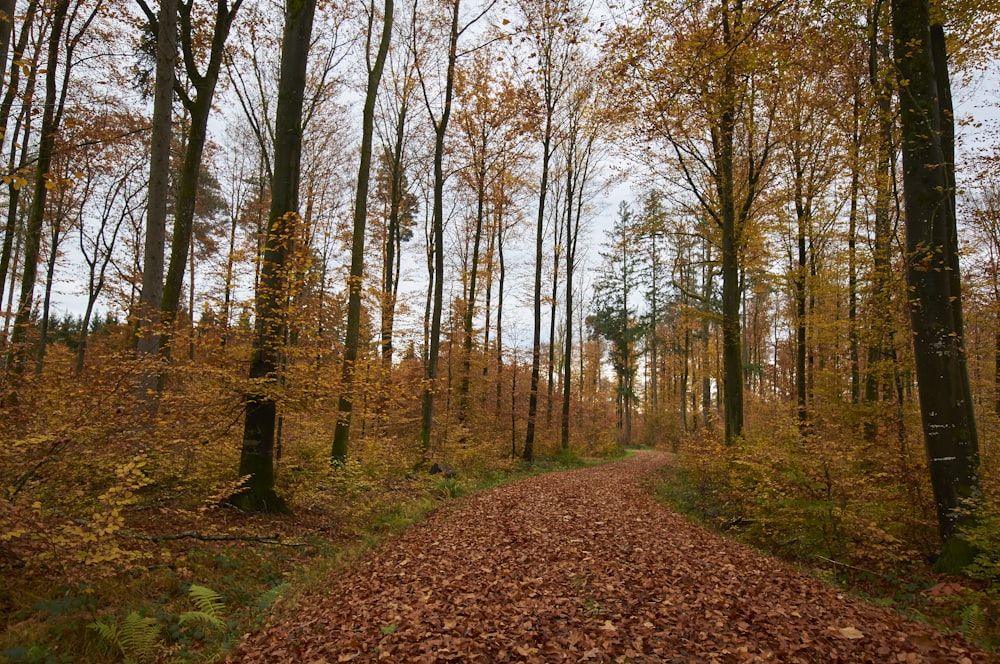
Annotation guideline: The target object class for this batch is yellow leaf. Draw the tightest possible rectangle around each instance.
[836,626,864,639]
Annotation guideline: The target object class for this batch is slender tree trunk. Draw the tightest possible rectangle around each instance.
[794,156,808,425]
[495,211,505,416]
[158,0,241,355]
[717,22,743,445]
[546,215,561,427]
[701,241,713,429]
[135,0,176,390]
[866,2,895,404]
[332,0,393,462]
[222,211,237,345]
[458,167,486,421]
[2,228,20,342]
[525,118,552,462]
[681,329,689,432]
[0,0,39,307]
[482,205,495,378]
[0,0,15,90]
[561,155,576,452]
[35,212,65,375]
[5,0,69,386]
[419,0,459,451]
[848,88,861,404]
[381,100,407,367]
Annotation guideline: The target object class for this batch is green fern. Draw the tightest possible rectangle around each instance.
[89,611,161,664]
[178,584,226,631]
[257,583,290,611]
[962,603,985,639]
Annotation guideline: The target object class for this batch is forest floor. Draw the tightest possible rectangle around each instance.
[229,451,991,663]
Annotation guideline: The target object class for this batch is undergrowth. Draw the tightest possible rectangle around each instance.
[1,413,612,664]
[652,406,999,652]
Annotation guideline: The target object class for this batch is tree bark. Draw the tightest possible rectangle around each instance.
[332,0,393,463]
[235,0,316,512]
[134,0,176,393]
[5,0,69,387]
[717,0,743,445]
[892,0,980,567]
[154,0,242,356]
[0,0,39,309]
[419,0,459,451]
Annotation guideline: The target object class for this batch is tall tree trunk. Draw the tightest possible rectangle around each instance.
[419,0,459,451]
[717,2,742,445]
[892,0,979,568]
[524,112,552,462]
[332,0,393,463]
[793,143,808,425]
[35,209,66,375]
[561,146,576,452]
[701,240,713,429]
[848,87,861,404]
[235,0,316,512]
[155,0,242,355]
[381,100,407,367]
[135,0,176,389]
[546,210,561,427]
[5,0,69,387]
[458,166,486,421]
[0,0,39,307]
[0,0,15,90]
[865,2,895,405]
[495,209,505,416]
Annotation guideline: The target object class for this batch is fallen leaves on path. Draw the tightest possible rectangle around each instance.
[231,452,991,663]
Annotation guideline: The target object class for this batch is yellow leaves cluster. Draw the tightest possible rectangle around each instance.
[51,454,153,569]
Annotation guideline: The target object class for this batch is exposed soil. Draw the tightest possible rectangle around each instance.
[231,451,991,663]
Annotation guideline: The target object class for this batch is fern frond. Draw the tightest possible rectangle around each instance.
[188,584,224,619]
[90,612,160,664]
[962,603,985,638]
[179,584,228,631]
[178,610,227,630]
[117,612,161,664]
[257,583,290,611]
[88,618,120,653]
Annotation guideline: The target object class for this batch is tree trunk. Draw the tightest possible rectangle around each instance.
[546,212,561,427]
[865,2,895,405]
[135,0,176,392]
[524,117,551,462]
[458,165,486,421]
[419,0,459,452]
[848,88,861,404]
[235,0,316,512]
[892,0,980,567]
[380,99,407,367]
[158,0,242,355]
[332,0,393,463]
[717,4,742,445]
[0,0,39,307]
[35,210,65,375]
[5,0,69,386]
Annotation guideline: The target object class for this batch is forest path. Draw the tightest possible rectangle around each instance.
[231,451,988,663]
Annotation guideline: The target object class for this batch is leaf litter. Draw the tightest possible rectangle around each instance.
[230,452,991,663]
